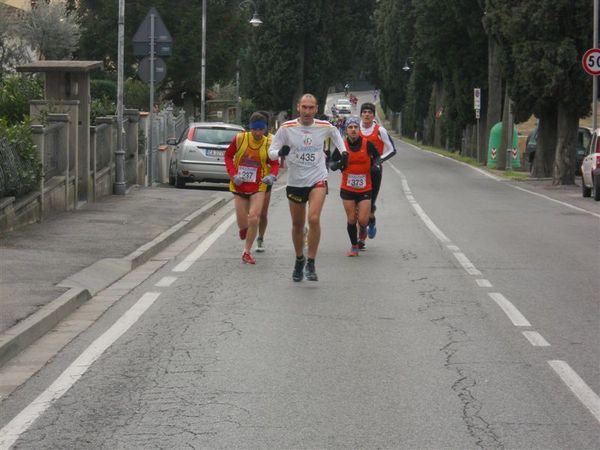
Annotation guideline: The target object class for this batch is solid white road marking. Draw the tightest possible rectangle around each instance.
[522,331,550,347]
[548,360,600,424]
[453,252,482,276]
[173,213,236,272]
[390,163,451,244]
[447,244,460,251]
[476,279,492,288]
[155,276,177,287]
[397,137,600,219]
[488,292,531,327]
[0,292,162,450]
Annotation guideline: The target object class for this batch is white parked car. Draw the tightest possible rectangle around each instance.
[335,98,352,116]
[581,128,600,201]
[167,122,244,188]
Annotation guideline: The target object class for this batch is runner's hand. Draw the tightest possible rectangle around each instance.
[233,175,244,185]
[278,145,291,157]
[370,163,381,174]
[340,151,348,172]
[261,174,277,185]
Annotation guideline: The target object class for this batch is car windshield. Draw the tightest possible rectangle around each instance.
[192,127,240,145]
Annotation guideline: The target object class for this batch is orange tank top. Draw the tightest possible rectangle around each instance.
[341,138,372,193]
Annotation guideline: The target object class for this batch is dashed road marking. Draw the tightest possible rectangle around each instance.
[453,252,482,276]
[173,213,236,272]
[522,331,550,347]
[155,276,177,287]
[488,292,531,327]
[548,360,600,424]
[476,279,492,288]
[0,292,162,450]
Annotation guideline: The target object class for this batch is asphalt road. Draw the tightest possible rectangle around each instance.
[0,133,598,449]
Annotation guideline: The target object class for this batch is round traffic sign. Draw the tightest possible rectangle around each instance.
[138,56,167,83]
[582,48,600,76]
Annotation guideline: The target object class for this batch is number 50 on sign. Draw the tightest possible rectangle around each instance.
[582,48,600,76]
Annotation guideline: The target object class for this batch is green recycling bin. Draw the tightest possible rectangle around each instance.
[487,122,521,169]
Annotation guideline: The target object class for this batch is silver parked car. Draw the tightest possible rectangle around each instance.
[167,122,244,188]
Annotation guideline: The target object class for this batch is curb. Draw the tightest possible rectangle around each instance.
[0,196,229,367]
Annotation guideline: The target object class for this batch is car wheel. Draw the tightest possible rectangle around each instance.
[168,163,176,186]
[175,173,187,189]
[582,179,592,197]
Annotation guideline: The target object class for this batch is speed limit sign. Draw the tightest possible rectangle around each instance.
[582,48,600,76]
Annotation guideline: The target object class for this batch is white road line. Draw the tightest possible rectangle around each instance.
[447,244,460,251]
[453,252,482,275]
[155,276,177,287]
[511,185,600,220]
[522,331,550,347]
[488,292,531,327]
[390,163,451,244]
[476,279,492,288]
[548,360,600,423]
[0,292,162,450]
[396,137,600,219]
[173,213,236,272]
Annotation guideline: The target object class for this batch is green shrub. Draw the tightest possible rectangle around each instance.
[125,79,151,111]
[90,97,116,125]
[0,118,41,198]
[0,76,43,125]
[91,79,117,101]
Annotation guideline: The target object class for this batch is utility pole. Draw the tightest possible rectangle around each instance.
[200,0,207,121]
[114,0,126,195]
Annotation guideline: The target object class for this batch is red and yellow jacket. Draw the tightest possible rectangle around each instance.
[225,132,279,193]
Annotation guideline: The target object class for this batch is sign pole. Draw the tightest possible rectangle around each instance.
[148,13,155,186]
[114,0,126,195]
[594,0,598,131]
[200,0,207,121]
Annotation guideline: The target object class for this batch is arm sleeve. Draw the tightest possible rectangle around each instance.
[268,128,285,160]
[268,157,280,177]
[224,135,239,178]
[329,125,347,153]
[367,142,381,166]
[378,126,397,162]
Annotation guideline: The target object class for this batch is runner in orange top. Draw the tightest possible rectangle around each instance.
[225,112,279,264]
[329,116,380,256]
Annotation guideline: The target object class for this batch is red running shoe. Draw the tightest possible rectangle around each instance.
[239,228,247,240]
[347,245,359,257]
[242,251,256,264]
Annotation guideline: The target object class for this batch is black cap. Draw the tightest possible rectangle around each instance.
[360,102,376,113]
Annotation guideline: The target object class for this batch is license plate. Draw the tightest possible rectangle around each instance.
[205,149,224,157]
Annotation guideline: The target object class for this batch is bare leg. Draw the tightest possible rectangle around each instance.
[305,187,327,260]
[234,195,249,235]
[245,192,265,253]
[288,201,307,257]
[258,190,271,239]
[357,200,371,229]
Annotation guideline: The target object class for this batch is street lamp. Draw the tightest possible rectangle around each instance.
[201,0,262,122]
[402,57,414,72]
[236,1,263,124]
[240,0,263,27]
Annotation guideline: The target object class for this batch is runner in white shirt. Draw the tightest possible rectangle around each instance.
[269,93,346,282]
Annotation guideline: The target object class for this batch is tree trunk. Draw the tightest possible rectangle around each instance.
[498,84,510,170]
[484,37,502,165]
[534,106,557,178]
[292,37,305,115]
[553,103,578,185]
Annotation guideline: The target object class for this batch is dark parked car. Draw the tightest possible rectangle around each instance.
[525,127,591,175]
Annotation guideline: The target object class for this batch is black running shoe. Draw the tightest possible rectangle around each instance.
[292,257,305,282]
[305,260,318,281]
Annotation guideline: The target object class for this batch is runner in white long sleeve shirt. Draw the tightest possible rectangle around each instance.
[268,93,346,282]
[358,101,397,248]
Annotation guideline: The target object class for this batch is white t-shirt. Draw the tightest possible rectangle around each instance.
[269,118,346,187]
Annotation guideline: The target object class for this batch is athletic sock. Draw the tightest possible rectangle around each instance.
[347,223,358,246]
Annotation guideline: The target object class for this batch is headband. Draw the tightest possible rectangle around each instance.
[249,119,267,130]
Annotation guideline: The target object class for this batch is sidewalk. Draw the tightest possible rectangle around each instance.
[0,184,231,366]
